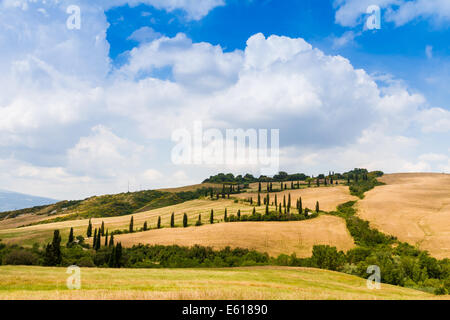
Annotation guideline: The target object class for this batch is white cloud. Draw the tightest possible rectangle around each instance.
[425,45,433,59]
[0,2,449,199]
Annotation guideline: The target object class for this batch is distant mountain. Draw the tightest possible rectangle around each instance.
[0,190,57,212]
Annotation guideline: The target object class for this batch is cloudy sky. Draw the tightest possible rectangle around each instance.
[0,0,449,200]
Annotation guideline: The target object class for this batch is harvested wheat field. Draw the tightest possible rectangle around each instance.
[115,215,355,257]
[0,199,250,246]
[0,265,443,300]
[358,173,450,259]
[235,185,357,212]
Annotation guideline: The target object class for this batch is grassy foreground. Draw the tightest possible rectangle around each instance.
[0,265,444,300]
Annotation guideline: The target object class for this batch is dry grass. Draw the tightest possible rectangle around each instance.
[235,185,357,212]
[114,215,355,257]
[0,265,444,300]
[358,173,450,259]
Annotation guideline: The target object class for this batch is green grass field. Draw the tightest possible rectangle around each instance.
[0,265,445,300]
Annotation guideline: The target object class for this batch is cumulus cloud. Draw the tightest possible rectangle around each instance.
[0,1,448,199]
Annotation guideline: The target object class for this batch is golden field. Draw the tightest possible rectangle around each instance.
[114,215,355,257]
[358,173,450,259]
[0,265,445,300]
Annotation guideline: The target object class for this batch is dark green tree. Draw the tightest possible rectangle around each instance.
[87,218,92,238]
[129,216,134,233]
[237,209,241,219]
[67,227,74,246]
[143,221,148,231]
[93,228,97,248]
[100,221,105,236]
[316,201,320,213]
[257,192,261,206]
[44,230,62,266]
[224,208,228,221]
[109,234,114,247]
[183,213,188,227]
[299,197,303,214]
[157,216,161,229]
[210,209,214,224]
[170,212,175,227]
[104,230,109,246]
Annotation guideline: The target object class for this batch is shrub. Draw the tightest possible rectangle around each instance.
[3,250,39,265]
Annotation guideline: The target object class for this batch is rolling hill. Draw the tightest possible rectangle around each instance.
[357,173,450,259]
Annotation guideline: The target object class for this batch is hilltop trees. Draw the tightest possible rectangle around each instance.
[44,230,62,266]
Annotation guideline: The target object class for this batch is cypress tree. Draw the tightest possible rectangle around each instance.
[109,234,114,247]
[316,179,320,187]
[143,221,148,231]
[237,209,241,219]
[279,203,282,213]
[291,181,294,189]
[183,213,188,227]
[274,194,278,208]
[257,192,261,206]
[316,201,320,213]
[196,213,202,226]
[67,227,74,246]
[87,218,92,238]
[44,230,62,266]
[288,194,291,210]
[299,197,303,214]
[283,195,286,208]
[104,230,109,246]
[93,228,97,248]
[270,182,273,192]
[129,216,134,233]
[170,212,175,227]
[250,197,253,205]
[115,243,123,268]
[96,231,101,250]
[100,221,105,236]
[157,216,161,229]
[108,245,116,267]
[224,208,228,222]
[210,209,214,224]
[308,180,311,187]
[265,203,269,215]
[258,182,261,192]
[252,207,256,215]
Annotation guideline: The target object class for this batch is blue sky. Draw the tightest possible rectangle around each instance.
[105,0,450,108]
[0,0,449,199]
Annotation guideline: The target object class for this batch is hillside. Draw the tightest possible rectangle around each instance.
[0,265,444,300]
[357,173,450,259]
[114,216,355,257]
